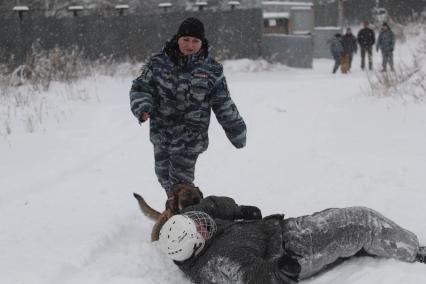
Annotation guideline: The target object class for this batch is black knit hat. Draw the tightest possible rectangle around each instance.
[177,17,205,40]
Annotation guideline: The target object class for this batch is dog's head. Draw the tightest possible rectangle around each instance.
[167,183,203,214]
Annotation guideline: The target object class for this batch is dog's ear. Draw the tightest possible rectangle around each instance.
[167,187,181,214]
[171,190,181,213]
[196,187,204,199]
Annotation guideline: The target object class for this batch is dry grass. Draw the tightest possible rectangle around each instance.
[367,22,426,101]
[0,44,135,139]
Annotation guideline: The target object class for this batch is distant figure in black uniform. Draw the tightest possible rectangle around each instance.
[357,21,376,70]
[341,27,358,71]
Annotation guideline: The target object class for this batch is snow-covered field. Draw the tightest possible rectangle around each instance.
[1,30,426,284]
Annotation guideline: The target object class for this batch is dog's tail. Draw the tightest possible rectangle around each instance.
[133,193,161,221]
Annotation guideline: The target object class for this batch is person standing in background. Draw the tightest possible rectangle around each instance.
[377,22,395,72]
[328,33,344,74]
[341,27,358,72]
[357,21,376,70]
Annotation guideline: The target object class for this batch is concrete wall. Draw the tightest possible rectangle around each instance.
[0,9,263,66]
[291,7,314,34]
[312,26,341,59]
[261,34,313,68]
[1,7,315,69]
[314,2,339,27]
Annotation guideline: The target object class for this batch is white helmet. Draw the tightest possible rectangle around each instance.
[158,211,217,262]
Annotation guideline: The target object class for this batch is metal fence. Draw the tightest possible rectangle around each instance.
[0,9,263,66]
[262,34,313,68]
[315,0,426,26]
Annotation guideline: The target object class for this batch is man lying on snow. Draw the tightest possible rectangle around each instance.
[157,196,426,283]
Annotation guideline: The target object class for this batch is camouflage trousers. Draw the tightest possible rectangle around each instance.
[282,207,420,279]
[154,146,199,194]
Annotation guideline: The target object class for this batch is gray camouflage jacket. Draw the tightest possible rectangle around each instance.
[178,196,296,284]
[129,37,247,153]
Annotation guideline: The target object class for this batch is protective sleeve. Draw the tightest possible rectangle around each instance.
[181,196,259,221]
[244,223,298,284]
[245,259,298,284]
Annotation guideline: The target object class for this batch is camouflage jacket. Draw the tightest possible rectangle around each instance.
[129,39,247,153]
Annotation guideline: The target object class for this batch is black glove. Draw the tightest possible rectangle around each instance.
[138,112,150,124]
[263,213,284,221]
[277,251,301,281]
[239,205,262,220]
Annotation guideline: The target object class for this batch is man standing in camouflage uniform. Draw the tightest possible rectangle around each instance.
[129,18,247,195]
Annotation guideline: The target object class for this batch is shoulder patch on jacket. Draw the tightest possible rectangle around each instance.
[193,72,209,79]
[137,66,148,79]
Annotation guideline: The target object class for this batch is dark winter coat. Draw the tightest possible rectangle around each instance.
[377,29,395,52]
[129,37,247,154]
[357,27,376,48]
[341,33,358,54]
[177,196,297,284]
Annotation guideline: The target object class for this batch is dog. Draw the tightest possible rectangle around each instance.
[340,54,350,74]
[133,183,203,241]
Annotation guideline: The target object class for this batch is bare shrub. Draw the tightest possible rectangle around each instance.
[7,42,91,91]
[367,22,426,101]
[367,58,426,100]
[0,44,127,137]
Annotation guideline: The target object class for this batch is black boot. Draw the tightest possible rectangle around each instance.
[416,246,426,264]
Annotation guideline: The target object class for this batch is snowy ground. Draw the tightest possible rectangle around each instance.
[1,33,426,284]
